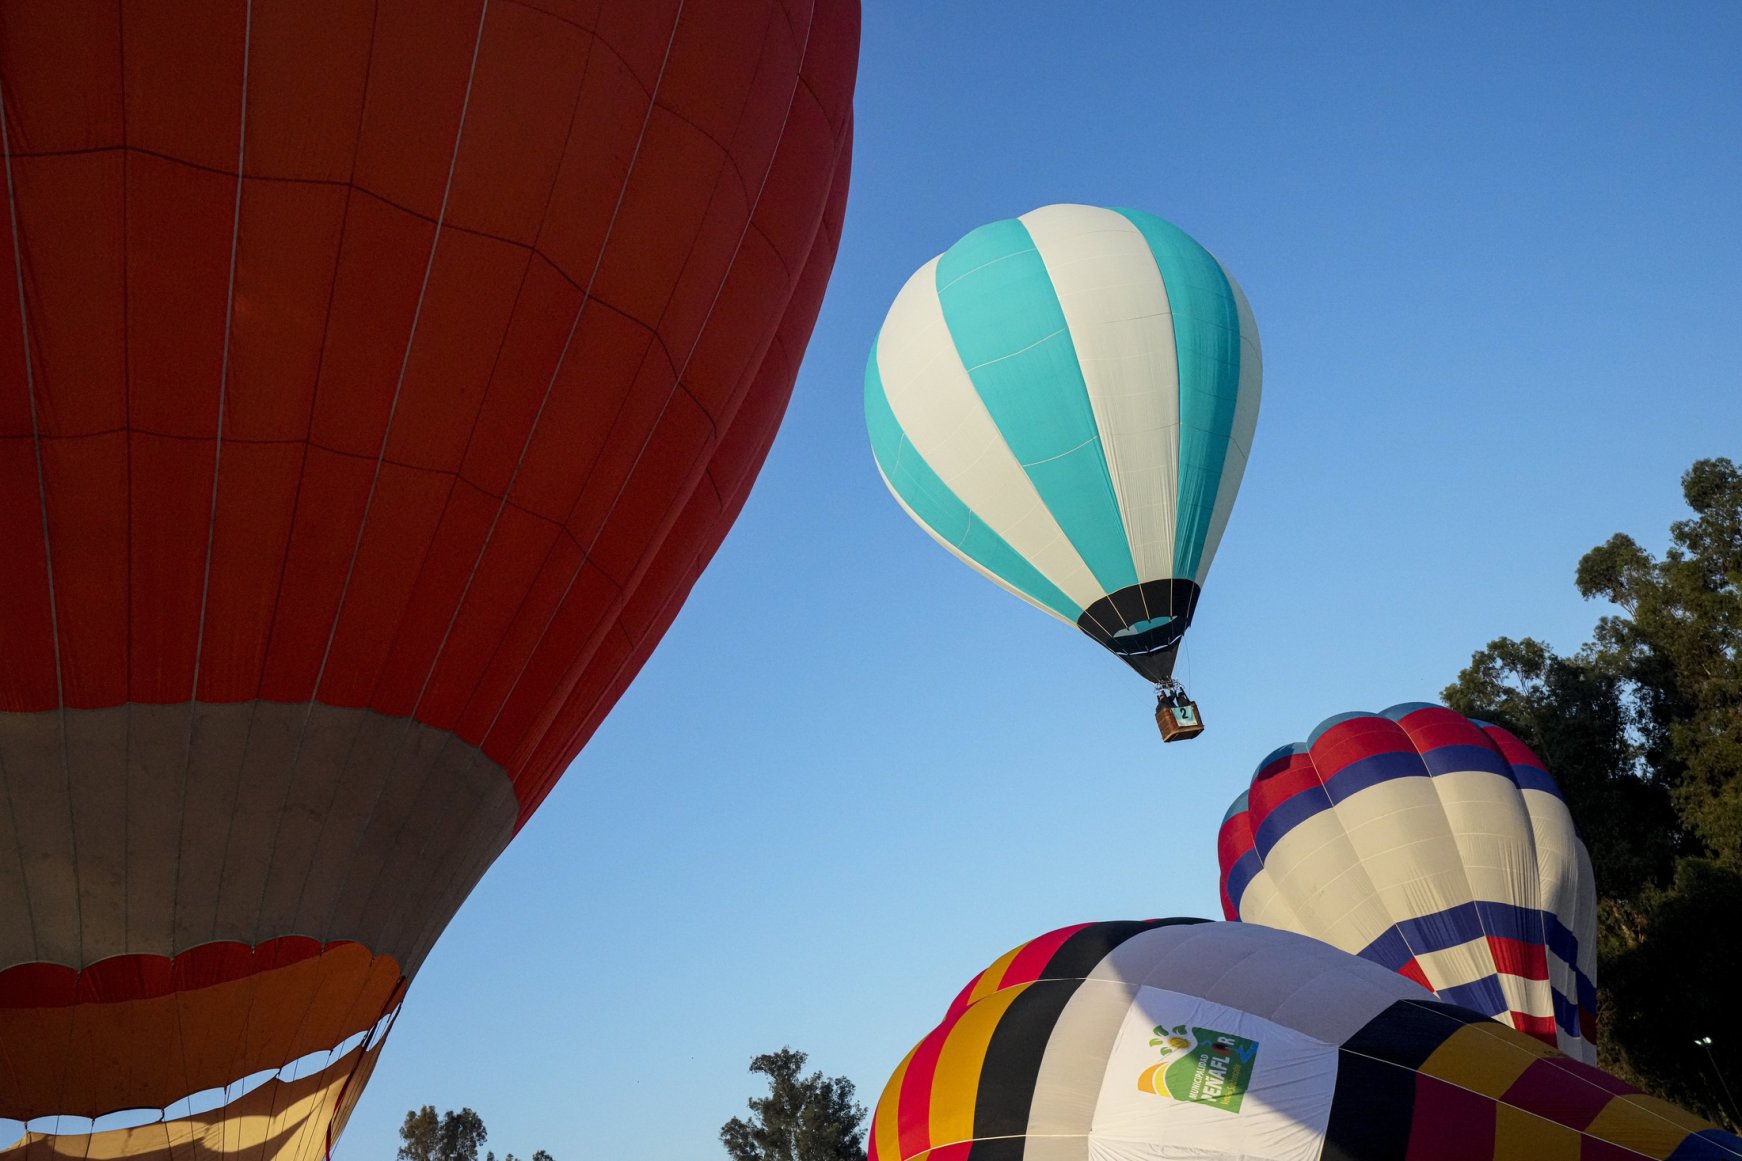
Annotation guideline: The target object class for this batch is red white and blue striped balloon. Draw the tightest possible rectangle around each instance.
[1217,703,1600,1062]
[866,205,1261,682]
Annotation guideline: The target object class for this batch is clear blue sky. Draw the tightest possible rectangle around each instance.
[337,5,1742,1159]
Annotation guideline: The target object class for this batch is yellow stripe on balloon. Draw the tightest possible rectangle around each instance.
[1491,1103,1581,1161]
[929,982,1033,1148]
[873,1043,918,1161]
[966,944,1025,1008]
[1583,1092,1712,1159]
[1417,1021,1542,1098]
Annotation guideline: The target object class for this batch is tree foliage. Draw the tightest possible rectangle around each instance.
[721,1047,867,1161]
[1445,457,1742,1125]
[399,1107,553,1161]
[397,1107,487,1161]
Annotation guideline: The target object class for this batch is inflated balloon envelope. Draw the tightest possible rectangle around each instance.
[866,204,1261,737]
[1218,703,1600,1064]
[0,0,859,1154]
[869,920,1742,1161]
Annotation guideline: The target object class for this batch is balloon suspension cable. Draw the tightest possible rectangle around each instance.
[1153,677,1188,706]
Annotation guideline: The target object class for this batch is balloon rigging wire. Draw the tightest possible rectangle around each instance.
[168,0,256,1129]
[262,15,500,1147]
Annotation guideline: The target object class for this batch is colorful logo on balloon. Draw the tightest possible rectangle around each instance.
[1136,1024,1259,1113]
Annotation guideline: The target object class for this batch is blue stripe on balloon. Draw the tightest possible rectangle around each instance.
[1577,970,1596,1014]
[1249,735,1567,859]
[1223,849,1262,912]
[1475,899,1539,946]
[1360,926,1417,972]
[1396,901,1486,953]
[1250,736,1543,854]
[1112,207,1244,582]
[1254,785,1333,860]
[932,217,1138,596]
[1513,762,1564,799]
[1363,902,1594,997]
[1435,975,1510,1017]
[1322,749,1429,803]
[1359,921,1594,1038]
[1543,914,1579,965]
[865,341,1082,623]
[1252,749,1430,858]
[1553,988,1580,1037]
[1419,743,1516,781]
[1669,1129,1742,1159]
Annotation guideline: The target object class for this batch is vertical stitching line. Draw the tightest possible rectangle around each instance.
[117,4,145,1147]
[162,0,253,1130]
[183,0,253,777]
[297,2,612,951]
[479,0,818,776]
[190,6,385,1125]
[319,0,690,965]
[235,0,383,927]
[243,0,492,949]
[234,8,492,1125]
[399,3,681,729]
[556,91,850,795]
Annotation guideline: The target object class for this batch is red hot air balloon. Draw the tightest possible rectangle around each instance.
[0,1,858,1156]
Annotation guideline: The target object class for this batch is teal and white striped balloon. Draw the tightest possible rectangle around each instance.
[866,204,1261,682]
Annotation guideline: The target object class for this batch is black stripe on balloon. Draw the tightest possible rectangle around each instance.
[1342,999,1488,1071]
[1042,918,1206,982]
[1323,999,1486,1161]
[1076,580,1201,650]
[966,1137,1027,1161]
[1077,579,1202,641]
[1323,1047,1416,1161]
[970,978,1083,1144]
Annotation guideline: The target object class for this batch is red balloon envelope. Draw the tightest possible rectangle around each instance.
[0,1,857,1155]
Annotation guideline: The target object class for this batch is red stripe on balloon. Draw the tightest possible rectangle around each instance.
[1216,808,1254,870]
[1507,1011,1561,1046]
[940,922,1093,1024]
[1479,723,1548,772]
[1487,936,1550,982]
[1246,751,1322,830]
[1393,704,1487,751]
[1005,922,1094,988]
[0,936,361,1007]
[1397,958,1433,990]
[1499,1057,1615,1130]
[1405,1073,1497,1160]
[923,1145,974,1161]
[896,1018,953,1161]
[1311,715,1415,782]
